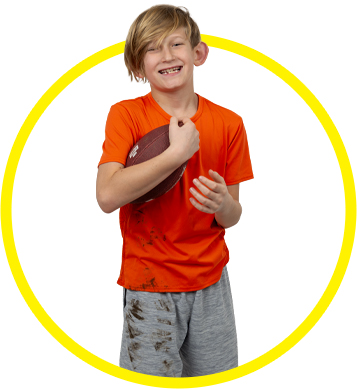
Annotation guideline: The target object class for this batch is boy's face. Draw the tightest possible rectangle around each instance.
[136,27,207,92]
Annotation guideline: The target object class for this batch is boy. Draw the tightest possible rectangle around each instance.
[96,4,253,377]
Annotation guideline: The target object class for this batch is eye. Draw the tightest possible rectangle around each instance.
[173,43,183,47]
[147,45,159,51]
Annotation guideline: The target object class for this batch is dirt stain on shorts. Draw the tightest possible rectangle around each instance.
[162,359,174,374]
[129,299,145,320]
[152,329,172,338]
[126,314,143,339]
[155,299,172,312]
[157,318,172,325]
[128,341,141,368]
[154,340,170,352]
[125,299,145,339]
[151,328,172,353]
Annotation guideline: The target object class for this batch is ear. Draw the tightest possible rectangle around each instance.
[134,71,144,79]
[193,41,209,67]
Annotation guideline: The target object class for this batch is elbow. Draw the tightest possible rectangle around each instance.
[237,203,243,222]
[96,190,122,213]
[234,202,243,226]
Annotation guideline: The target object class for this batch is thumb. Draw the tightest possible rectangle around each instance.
[170,116,178,125]
[170,116,185,128]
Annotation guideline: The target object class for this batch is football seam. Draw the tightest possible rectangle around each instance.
[128,129,169,166]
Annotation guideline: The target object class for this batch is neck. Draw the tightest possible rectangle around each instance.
[150,86,198,119]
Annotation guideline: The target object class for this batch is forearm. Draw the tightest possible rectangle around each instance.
[99,147,183,212]
[215,196,242,229]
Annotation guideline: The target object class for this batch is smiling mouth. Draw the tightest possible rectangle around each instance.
[158,66,182,74]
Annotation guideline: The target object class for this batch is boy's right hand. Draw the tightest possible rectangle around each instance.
[168,116,200,164]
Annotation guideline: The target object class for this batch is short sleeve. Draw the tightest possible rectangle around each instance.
[98,104,136,167]
[225,117,254,185]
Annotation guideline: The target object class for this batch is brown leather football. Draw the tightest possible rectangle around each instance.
[125,122,188,204]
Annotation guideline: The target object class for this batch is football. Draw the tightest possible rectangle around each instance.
[125,122,188,204]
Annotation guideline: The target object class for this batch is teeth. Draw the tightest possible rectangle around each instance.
[160,67,181,74]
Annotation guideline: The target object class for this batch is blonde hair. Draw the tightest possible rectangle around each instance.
[124,4,201,83]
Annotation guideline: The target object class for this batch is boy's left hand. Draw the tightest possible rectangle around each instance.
[189,169,231,214]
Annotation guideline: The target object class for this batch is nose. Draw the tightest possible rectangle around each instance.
[161,45,175,62]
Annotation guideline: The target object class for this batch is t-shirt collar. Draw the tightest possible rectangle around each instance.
[147,92,203,122]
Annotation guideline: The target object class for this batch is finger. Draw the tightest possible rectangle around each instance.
[192,178,217,199]
[189,186,217,208]
[189,197,214,214]
[195,175,222,194]
[208,169,226,184]
[174,116,190,126]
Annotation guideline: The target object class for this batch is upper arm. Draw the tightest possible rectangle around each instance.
[225,117,254,186]
[227,183,239,202]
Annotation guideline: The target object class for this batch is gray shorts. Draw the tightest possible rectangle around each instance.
[119,265,238,377]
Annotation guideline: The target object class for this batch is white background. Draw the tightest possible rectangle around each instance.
[1,0,356,388]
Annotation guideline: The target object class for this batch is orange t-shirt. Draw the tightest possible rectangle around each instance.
[98,92,254,292]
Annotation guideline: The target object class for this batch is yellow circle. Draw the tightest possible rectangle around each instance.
[1,36,356,387]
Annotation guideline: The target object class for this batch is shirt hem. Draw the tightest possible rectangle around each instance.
[117,259,230,292]
[226,174,254,185]
[98,159,126,168]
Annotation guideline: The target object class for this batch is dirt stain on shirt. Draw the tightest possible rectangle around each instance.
[134,210,145,225]
[135,225,166,248]
[140,277,158,290]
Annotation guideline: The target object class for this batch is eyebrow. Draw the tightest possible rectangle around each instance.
[148,35,186,48]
